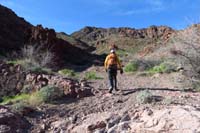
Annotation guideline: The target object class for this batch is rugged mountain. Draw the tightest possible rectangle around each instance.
[71,26,174,46]
[56,32,94,52]
[0,4,98,67]
[0,4,32,55]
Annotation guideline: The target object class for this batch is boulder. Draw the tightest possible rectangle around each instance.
[0,105,30,133]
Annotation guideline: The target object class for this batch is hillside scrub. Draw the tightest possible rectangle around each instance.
[7,45,54,72]
[84,71,103,80]
[124,61,138,72]
[1,93,30,105]
[29,85,64,106]
[58,69,76,77]
[0,85,63,106]
[147,61,177,74]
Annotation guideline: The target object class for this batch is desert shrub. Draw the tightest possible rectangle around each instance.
[7,45,54,72]
[30,67,53,74]
[136,90,153,104]
[124,61,138,72]
[162,96,173,105]
[1,86,64,107]
[147,61,177,74]
[11,101,28,113]
[30,85,64,104]
[6,60,19,65]
[0,93,30,105]
[58,69,76,77]
[28,92,44,106]
[192,81,200,92]
[84,71,102,80]
[148,63,166,74]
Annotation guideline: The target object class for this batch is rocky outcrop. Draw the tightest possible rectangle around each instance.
[25,73,94,98]
[69,106,200,133]
[0,105,30,133]
[71,26,174,46]
[0,61,25,97]
[0,62,93,98]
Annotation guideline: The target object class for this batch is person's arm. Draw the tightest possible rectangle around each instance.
[116,56,123,74]
[116,56,122,69]
[104,55,109,70]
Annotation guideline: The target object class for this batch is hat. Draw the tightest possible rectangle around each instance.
[110,49,115,53]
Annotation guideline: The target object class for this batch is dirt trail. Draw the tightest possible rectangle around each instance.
[27,67,200,132]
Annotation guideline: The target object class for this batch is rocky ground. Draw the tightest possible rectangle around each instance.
[3,66,197,133]
[1,63,200,133]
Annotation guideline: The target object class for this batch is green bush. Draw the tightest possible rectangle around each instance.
[124,62,138,72]
[136,90,153,104]
[58,69,76,77]
[34,85,63,103]
[148,63,166,74]
[6,60,19,65]
[84,71,102,80]
[147,61,177,74]
[1,86,63,106]
[1,93,30,105]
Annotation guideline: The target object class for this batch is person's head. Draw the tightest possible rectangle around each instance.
[110,49,115,54]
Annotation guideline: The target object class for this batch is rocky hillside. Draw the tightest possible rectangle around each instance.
[56,32,95,52]
[25,25,96,66]
[0,4,98,67]
[71,26,174,54]
[0,4,32,54]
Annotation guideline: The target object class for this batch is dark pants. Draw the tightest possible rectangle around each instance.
[108,67,117,91]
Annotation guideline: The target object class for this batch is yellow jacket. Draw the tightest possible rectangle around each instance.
[104,53,122,69]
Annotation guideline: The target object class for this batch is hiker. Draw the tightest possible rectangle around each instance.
[104,49,123,93]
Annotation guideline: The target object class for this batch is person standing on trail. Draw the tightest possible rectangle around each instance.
[104,49,123,93]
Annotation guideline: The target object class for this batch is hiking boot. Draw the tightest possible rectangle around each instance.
[109,87,113,93]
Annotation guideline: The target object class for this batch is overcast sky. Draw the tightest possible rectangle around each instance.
[0,0,200,34]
